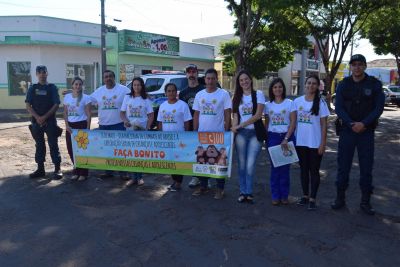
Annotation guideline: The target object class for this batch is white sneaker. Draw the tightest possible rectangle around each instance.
[188,177,200,188]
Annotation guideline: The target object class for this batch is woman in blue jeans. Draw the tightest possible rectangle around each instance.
[231,70,265,203]
[265,78,296,206]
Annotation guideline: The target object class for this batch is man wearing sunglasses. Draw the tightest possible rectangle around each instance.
[25,65,63,180]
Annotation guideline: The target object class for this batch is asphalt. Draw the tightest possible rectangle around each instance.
[0,106,399,267]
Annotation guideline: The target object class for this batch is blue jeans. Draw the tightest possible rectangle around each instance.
[235,128,262,195]
[336,128,374,194]
[98,122,128,176]
[267,132,294,200]
[30,119,61,166]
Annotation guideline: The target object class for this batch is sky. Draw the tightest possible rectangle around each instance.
[0,0,393,61]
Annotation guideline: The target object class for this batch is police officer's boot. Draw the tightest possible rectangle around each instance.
[360,192,375,215]
[331,188,346,210]
[52,164,63,180]
[29,163,45,179]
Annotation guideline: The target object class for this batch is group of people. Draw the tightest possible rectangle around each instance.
[25,54,385,215]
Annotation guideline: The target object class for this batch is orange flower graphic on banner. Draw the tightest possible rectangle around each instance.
[74,130,89,150]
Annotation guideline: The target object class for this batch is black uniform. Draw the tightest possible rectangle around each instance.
[334,73,385,212]
[25,83,62,167]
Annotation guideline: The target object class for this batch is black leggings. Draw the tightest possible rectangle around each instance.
[296,146,322,199]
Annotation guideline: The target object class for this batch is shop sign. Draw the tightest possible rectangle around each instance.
[119,30,179,56]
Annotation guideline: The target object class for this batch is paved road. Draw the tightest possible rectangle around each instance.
[0,107,399,267]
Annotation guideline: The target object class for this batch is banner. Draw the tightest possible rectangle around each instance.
[118,30,179,56]
[72,130,233,178]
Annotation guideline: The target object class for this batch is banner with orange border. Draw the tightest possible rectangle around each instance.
[71,130,233,178]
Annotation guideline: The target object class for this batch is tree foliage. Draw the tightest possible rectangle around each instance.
[222,0,309,79]
[288,0,393,93]
[360,2,400,83]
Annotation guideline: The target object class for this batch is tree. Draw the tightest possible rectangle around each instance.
[288,0,393,96]
[360,3,400,84]
[223,0,308,79]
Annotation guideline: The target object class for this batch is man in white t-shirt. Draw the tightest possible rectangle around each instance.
[90,70,130,178]
[192,68,232,200]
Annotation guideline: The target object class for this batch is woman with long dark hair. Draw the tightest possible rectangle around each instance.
[120,77,154,187]
[265,78,296,205]
[63,77,92,181]
[231,70,265,203]
[293,75,329,210]
[157,83,192,192]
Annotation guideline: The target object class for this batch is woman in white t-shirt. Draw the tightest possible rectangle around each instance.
[265,78,296,206]
[293,74,329,210]
[157,83,192,192]
[63,77,92,181]
[120,77,154,187]
[231,70,266,204]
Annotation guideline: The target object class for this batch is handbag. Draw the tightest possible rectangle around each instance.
[251,90,267,142]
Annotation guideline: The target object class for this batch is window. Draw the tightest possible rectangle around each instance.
[7,62,32,96]
[170,78,188,91]
[145,78,165,92]
[66,64,95,94]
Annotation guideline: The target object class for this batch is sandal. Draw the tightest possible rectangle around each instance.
[125,179,137,187]
[237,194,246,203]
[272,200,280,206]
[78,176,87,181]
[281,199,289,205]
[246,194,255,204]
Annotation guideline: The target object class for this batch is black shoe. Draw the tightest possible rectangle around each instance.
[360,203,375,215]
[296,197,309,206]
[331,199,346,210]
[308,201,317,210]
[331,188,346,210]
[29,169,45,179]
[360,192,375,215]
[52,169,63,180]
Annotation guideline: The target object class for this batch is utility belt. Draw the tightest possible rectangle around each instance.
[335,118,378,136]
[28,118,63,139]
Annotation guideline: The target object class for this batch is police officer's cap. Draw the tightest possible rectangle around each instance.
[349,54,367,65]
[36,65,48,73]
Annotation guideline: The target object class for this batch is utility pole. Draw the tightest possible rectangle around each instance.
[101,0,106,78]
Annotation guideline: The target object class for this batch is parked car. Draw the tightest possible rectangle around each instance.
[386,85,400,106]
[331,86,392,107]
[125,73,220,129]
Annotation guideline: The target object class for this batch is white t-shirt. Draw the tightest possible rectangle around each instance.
[293,96,330,148]
[157,99,192,131]
[264,98,295,133]
[63,94,92,123]
[192,88,232,132]
[238,90,265,130]
[120,95,153,130]
[90,84,130,125]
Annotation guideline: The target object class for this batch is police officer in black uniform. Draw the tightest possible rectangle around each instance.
[25,65,63,180]
[331,54,385,215]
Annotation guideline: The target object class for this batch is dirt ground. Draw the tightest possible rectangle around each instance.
[0,106,399,266]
